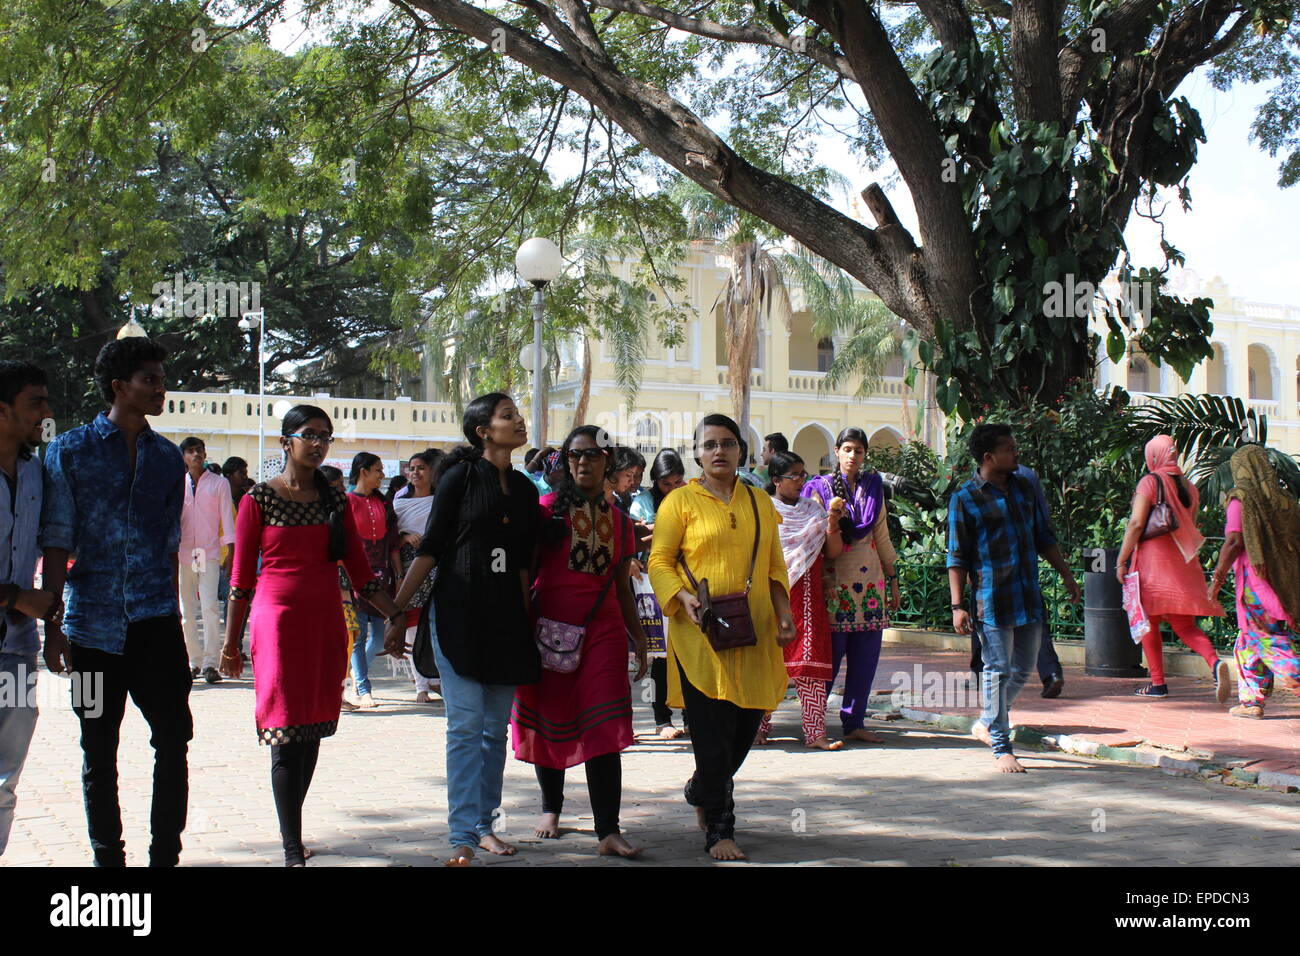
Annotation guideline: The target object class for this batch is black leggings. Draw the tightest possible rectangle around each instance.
[676,661,762,849]
[650,657,688,727]
[270,740,320,866]
[535,752,622,840]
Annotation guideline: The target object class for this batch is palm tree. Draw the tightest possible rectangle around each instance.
[675,182,791,443]
[1131,393,1300,500]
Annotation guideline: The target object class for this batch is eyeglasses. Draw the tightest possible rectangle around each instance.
[774,473,808,482]
[566,448,606,462]
[699,439,740,452]
[287,432,335,446]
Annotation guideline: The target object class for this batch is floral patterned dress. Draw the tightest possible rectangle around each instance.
[806,494,896,632]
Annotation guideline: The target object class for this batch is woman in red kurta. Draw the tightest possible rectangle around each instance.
[759,450,847,749]
[510,425,649,859]
[221,406,401,866]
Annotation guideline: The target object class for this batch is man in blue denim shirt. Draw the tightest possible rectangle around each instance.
[41,337,193,867]
[0,362,60,856]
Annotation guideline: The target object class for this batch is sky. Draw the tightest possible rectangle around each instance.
[268,4,1300,307]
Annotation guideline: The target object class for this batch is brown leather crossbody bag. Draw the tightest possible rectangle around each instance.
[677,483,760,651]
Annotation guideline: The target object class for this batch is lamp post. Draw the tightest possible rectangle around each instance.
[514,237,564,449]
[239,309,267,481]
[116,313,148,339]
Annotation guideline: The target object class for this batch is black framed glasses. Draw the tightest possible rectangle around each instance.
[774,473,808,483]
[566,447,606,462]
[287,432,335,446]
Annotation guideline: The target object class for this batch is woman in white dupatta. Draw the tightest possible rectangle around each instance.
[392,450,442,701]
[758,451,847,750]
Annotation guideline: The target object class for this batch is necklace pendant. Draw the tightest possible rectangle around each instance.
[502,515,509,524]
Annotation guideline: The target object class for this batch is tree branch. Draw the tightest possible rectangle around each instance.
[585,0,855,79]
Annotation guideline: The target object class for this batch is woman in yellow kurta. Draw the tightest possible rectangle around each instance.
[648,413,794,861]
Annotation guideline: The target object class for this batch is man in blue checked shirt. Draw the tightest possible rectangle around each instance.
[41,337,193,866]
[947,423,1081,773]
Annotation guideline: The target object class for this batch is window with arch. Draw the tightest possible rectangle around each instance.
[168,400,175,413]
[817,337,835,373]
[221,402,227,414]
[1248,344,1275,400]
[634,416,661,455]
[1128,356,1151,393]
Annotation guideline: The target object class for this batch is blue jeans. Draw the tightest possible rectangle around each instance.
[350,607,387,697]
[974,620,1042,756]
[431,632,516,850]
[0,652,38,856]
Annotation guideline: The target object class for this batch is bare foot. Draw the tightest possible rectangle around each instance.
[754,729,769,746]
[478,833,517,856]
[696,807,707,831]
[845,727,884,743]
[535,812,560,839]
[656,723,686,740]
[597,833,644,858]
[708,838,747,861]
[303,847,314,860]
[971,721,992,746]
[806,736,844,751]
[445,846,475,866]
[995,753,1027,773]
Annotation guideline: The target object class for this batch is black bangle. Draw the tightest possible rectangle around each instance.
[950,603,965,611]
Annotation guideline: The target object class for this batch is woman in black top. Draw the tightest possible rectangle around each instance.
[385,392,540,865]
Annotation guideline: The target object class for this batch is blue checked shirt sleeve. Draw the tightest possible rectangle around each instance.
[946,491,969,569]
[39,439,75,552]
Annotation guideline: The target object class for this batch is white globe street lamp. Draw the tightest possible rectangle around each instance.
[116,316,148,339]
[515,238,564,449]
[240,310,268,480]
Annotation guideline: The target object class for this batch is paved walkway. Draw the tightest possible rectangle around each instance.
[6,656,1298,867]
[873,646,1300,777]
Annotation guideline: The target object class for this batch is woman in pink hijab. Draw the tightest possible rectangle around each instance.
[1116,435,1227,698]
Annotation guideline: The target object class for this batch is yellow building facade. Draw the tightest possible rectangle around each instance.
[148,251,1300,474]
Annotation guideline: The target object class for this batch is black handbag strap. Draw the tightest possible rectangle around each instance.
[677,482,761,595]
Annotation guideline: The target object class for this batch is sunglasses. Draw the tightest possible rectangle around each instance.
[566,447,607,462]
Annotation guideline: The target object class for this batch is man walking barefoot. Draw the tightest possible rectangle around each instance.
[947,424,1081,773]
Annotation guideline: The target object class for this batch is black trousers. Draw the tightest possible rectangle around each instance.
[650,657,686,727]
[69,615,193,867]
[676,662,762,847]
[270,740,321,866]
[535,752,622,839]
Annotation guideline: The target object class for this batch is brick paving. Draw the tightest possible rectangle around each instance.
[6,653,1299,867]
[874,646,1300,775]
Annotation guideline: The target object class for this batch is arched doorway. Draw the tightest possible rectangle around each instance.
[869,427,903,454]
[793,423,835,475]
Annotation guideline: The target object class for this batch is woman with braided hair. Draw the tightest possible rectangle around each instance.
[1208,444,1300,718]
[800,427,900,744]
